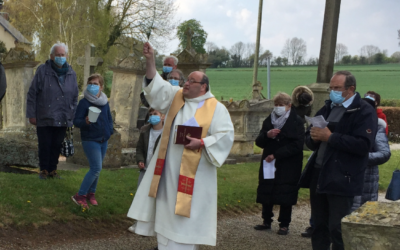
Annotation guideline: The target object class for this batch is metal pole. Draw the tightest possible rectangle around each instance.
[252,0,263,85]
[267,57,271,99]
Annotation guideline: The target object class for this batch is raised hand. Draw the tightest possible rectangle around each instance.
[143,42,154,59]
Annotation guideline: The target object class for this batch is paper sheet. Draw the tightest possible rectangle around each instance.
[263,159,276,179]
[182,117,200,127]
[305,115,329,128]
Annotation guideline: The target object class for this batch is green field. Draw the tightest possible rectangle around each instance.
[206,64,400,101]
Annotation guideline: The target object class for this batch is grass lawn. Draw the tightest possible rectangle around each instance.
[0,150,398,226]
[206,64,400,101]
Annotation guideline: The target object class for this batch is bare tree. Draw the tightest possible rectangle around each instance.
[281,37,307,65]
[205,42,218,53]
[398,29,400,46]
[230,42,245,67]
[360,45,380,63]
[335,43,349,63]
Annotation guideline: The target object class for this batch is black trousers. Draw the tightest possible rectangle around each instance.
[37,126,67,172]
[262,203,292,228]
[310,168,354,250]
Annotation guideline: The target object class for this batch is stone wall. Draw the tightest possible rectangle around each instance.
[66,128,122,169]
[342,201,400,250]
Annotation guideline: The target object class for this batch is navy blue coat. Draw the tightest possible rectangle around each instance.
[298,93,378,197]
[26,60,78,127]
[73,98,113,142]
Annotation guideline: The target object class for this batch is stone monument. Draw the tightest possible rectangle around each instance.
[342,201,400,249]
[77,44,103,90]
[0,46,40,167]
[176,28,211,77]
[308,0,341,115]
[108,51,146,148]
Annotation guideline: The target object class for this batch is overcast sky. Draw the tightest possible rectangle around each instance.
[163,0,399,58]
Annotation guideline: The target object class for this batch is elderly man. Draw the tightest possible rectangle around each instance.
[167,69,185,87]
[26,42,79,179]
[299,71,377,250]
[127,42,234,250]
[161,55,178,80]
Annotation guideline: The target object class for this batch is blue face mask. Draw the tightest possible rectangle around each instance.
[163,66,173,73]
[365,96,375,102]
[168,79,180,86]
[330,90,345,104]
[54,57,67,67]
[87,84,100,96]
[148,115,161,125]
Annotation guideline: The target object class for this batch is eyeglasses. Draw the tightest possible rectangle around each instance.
[185,79,204,84]
[364,93,375,98]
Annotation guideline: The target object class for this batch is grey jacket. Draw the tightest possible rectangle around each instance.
[0,62,6,101]
[26,60,79,127]
[351,119,391,211]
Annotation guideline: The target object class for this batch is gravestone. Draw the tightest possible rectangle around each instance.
[176,28,211,78]
[0,47,40,167]
[109,54,146,148]
[221,97,273,160]
[77,44,103,89]
[308,0,341,115]
[342,201,400,249]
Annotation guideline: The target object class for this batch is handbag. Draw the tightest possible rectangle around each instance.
[385,169,400,201]
[60,127,74,158]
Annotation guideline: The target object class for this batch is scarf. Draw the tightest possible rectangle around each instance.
[271,109,291,130]
[83,89,108,106]
[50,60,69,76]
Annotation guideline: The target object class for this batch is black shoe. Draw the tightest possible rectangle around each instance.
[277,227,289,235]
[254,224,271,230]
[48,170,62,179]
[301,226,314,238]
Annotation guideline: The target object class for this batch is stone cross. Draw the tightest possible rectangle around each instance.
[77,44,103,89]
[185,28,194,50]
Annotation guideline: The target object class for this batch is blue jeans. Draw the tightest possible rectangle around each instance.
[78,141,108,195]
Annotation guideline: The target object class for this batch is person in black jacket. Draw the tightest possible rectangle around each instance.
[298,71,377,250]
[254,92,304,235]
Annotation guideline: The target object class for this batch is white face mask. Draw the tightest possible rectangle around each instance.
[273,106,286,116]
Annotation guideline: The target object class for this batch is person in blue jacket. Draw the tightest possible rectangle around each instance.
[71,73,113,209]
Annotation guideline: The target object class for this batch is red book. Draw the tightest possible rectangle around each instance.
[174,125,203,145]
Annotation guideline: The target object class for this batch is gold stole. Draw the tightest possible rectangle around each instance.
[148,89,218,218]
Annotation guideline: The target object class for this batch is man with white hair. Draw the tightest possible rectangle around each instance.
[161,55,178,80]
[26,42,79,179]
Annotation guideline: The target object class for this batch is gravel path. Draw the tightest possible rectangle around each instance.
[24,204,312,250]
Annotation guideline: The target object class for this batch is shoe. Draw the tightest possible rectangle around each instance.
[71,193,89,209]
[128,225,136,233]
[254,224,271,230]
[87,193,98,206]
[49,170,62,179]
[301,226,314,238]
[277,227,289,235]
[39,170,48,180]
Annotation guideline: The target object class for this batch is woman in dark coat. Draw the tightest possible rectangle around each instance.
[254,92,305,235]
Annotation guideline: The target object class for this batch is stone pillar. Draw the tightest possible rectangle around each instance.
[176,50,211,78]
[308,0,341,115]
[2,60,39,130]
[109,56,145,148]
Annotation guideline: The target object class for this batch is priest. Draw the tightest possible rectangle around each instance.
[127,42,234,250]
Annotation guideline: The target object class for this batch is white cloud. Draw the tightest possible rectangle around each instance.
[162,0,400,57]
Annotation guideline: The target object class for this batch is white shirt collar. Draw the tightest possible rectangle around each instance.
[342,94,356,108]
